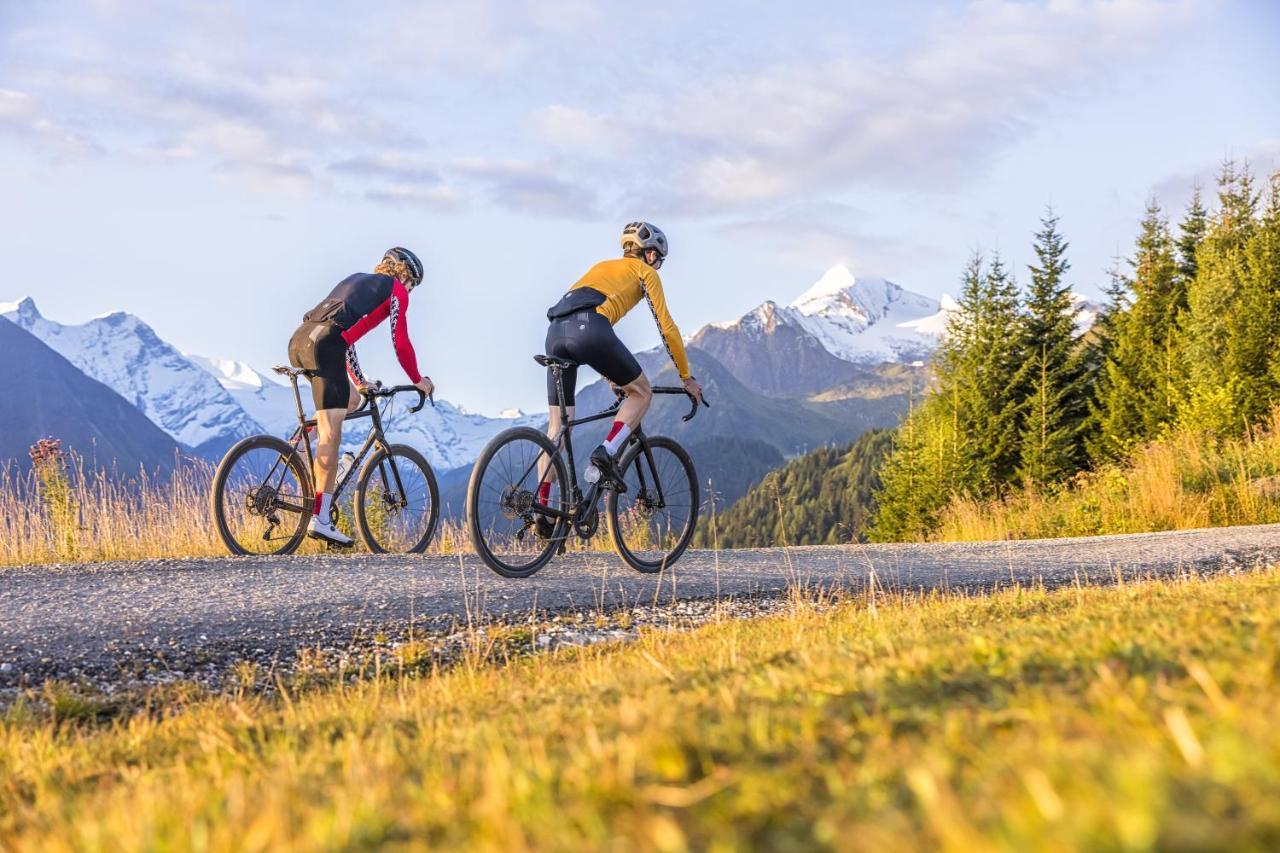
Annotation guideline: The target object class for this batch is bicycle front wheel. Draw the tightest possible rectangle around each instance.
[211,435,312,556]
[466,427,569,578]
[355,443,439,553]
[606,436,698,573]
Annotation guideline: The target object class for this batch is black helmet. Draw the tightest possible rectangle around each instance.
[382,246,424,287]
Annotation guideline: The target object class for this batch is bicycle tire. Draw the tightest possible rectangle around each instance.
[211,434,312,556]
[466,427,569,578]
[355,443,439,553]
[606,435,698,573]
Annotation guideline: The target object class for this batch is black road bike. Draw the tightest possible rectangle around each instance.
[466,354,707,578]
[211,366,440,555]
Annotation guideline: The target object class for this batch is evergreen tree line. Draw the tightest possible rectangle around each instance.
[871,160,1280,541]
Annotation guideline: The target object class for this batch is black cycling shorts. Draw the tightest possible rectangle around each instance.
[287,321,351,410]
[544,309,643,406]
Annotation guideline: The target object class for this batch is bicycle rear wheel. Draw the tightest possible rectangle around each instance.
[355,443,439,553]
[466,427,569,578]
[606,436,698,573]
[211,435,312,556]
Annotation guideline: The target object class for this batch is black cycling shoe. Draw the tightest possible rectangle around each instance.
[588,445,627,493]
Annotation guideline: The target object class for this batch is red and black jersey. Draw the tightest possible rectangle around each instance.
[302,273,422,384]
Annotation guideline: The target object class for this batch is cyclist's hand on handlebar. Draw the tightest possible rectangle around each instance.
[683,376,704,405]
[357,380,379,396]
[415,377,435,399]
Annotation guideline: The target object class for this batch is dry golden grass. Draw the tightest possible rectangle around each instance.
[935,412,1280,542]
[1,569,1278,849]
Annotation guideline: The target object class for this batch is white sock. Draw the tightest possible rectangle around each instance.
[316,492,333,521]
[602,422,632,456]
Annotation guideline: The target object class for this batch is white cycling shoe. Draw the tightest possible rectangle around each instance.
[307,516,353,547]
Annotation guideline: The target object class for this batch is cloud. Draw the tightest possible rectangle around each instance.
[0,86,98,155]
[0,1,597,210]
[717,201,944,272]
[536,0,1208,214]
[455,158,601,218]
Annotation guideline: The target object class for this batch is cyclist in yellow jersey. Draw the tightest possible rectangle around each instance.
[539,222,704,505]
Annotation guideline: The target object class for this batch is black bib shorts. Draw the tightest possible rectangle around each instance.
[287,321,351,410]
[544,308,643,406]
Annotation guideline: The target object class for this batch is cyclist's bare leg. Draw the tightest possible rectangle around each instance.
[313,383,361,493]
[538,405,573,487]
[615,373,653,429]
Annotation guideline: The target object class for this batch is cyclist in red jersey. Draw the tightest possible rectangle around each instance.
[287,247,435,545]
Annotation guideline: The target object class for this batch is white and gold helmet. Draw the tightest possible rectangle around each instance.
[621,221,668,261]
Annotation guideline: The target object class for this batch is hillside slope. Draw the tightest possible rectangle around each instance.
[698,429,895,548]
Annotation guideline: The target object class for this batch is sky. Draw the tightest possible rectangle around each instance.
[1,0,1277,414]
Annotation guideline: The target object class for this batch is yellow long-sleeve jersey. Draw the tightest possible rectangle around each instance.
[570,257,692,380]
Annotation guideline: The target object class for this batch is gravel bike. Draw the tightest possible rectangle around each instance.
[211,365,439,555]
[466,354,707,578]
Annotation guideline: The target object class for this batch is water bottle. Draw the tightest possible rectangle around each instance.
[336,451,355,483]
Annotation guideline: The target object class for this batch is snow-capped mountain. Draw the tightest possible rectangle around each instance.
[698,264,948,365]
[689,265,952,396]
[186,355,300,438]
[2,297,261,456]
[785,265,945,364]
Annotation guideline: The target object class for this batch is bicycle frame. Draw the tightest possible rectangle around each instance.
[528,367,685,529]
[270,374,413,510]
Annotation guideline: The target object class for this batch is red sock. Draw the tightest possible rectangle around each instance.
[603,420,632,455]
[538,481,552,505]
[314,492,323,516]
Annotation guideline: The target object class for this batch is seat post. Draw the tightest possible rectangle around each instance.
[290,375,308,428]
[555,366,569,424]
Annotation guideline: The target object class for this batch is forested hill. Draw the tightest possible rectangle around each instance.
[697,429,894,548]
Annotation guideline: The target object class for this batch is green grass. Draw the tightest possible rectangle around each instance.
[3,570,1279,850]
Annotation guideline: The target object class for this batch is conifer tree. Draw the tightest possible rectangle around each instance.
[1176,185,1208,286]
[1083,262,1135,460]
[1179,160,1261,432]
[1093,201,1179,455]
[961,253,1024,488]
[1013,210,1086,487]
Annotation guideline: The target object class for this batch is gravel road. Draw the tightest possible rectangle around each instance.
[3,524,1279,694]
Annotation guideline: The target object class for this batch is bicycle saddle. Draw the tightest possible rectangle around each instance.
[534,354,578,370]
[272,365,313,377]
